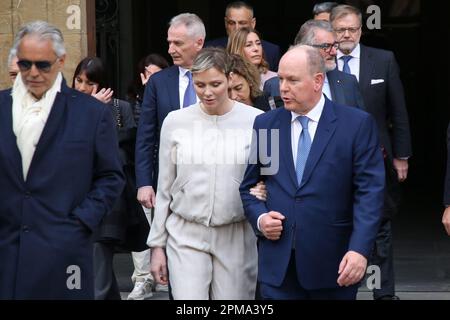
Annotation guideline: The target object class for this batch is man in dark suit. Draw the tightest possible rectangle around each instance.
[442,123,450,234]
[331,4,412,300]
[136,13,205,209]
[205,1,281,71]
[263,19,364,109]
[0,21,124,299]
[240,45,385,300]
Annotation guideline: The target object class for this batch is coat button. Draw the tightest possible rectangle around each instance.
[25,192,31,199]
[22,225,30,233]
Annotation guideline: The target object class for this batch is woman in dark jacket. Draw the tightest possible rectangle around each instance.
[127,54,169,124]
[73,57,147,300]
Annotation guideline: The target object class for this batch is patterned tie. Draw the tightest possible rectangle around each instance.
[296,116,312,185]
[183,71,196,108]
[341,55,353,75]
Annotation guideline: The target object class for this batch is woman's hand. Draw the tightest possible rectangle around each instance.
[250,181,268,201]
[150,247,169,286]
[92,85,114,104]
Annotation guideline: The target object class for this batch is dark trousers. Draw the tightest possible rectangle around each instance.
[370,218,395,299]
[93,242,121,300]
[259,251,358,300]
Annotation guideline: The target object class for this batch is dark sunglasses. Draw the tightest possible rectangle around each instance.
[16,58,59,72]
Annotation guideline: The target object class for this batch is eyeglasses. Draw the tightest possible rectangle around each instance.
[311,42,339,53]
[334,27,361,35]
[16,58,59,73]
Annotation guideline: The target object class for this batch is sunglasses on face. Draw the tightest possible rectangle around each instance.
[16,58,59,73]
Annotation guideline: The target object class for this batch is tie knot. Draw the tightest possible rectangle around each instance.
[186,71,193,81]
[341,55,353,63]
[297,116,309,130]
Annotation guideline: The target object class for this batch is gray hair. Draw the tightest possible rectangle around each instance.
[294,19,334,45]
[226,1,254,18]
[312,2,339,17]
[289,44,326,76]
[12,20,66,57]
[8,48,17,66]
[330,5,363,26]
[170,13,206,40]
[191,47,231,75]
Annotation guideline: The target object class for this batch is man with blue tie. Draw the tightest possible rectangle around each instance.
[263,20,364,109]
[240,45,385,300]
[136,13,204,209]
[331,4,412,300]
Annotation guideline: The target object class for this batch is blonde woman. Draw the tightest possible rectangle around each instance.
[148,48,261,300]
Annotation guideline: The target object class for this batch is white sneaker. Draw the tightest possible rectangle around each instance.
[154,283,169,292]
[127,279,154,300]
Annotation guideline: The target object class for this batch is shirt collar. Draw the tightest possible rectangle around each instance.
[291,94,325,124]
[179,66,190,77]
[337,43,361,60]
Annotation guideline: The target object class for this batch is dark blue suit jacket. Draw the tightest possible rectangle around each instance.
[263,69,365,109]
[358,44,412,161]
[240,98,385,290]
[206,36,281,71]
[136,65,180,188]
[0,82,124,299]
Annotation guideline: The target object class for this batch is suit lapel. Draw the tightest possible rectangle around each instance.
[28,84,68,177]
[167,66,180,110]
[299,99,337,189]
[327,70,345,105]
[359,45,374,93]
[0,91,24,181]
[279,109,298,189]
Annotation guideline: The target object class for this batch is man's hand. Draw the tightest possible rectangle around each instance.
[250,181,267,201]
[393,158,408,182]
[150,247,169,286]
[137,186,156,209]
[442,207,450,235]
[259,211,285,241]
[337,251,367,287]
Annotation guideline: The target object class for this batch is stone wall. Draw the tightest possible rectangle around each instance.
[0,0,88,89]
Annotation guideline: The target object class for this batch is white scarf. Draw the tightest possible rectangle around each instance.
[12,73,62,180]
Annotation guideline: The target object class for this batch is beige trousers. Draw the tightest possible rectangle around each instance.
[165,213,258,300]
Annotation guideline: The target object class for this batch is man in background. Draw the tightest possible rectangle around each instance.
[206,1,281,71]
[331,4,412,300]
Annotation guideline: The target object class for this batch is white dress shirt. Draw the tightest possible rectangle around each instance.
[290,94,325,168]
[257,95,325,231]
[323,74,332,101]
[178,66,199,108]
[337,44,361,81]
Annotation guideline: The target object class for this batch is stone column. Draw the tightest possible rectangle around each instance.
[0,0,89,89]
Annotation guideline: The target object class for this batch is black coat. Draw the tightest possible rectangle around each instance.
[445,123,450,206]
[0,84,124,299]
[95,99,149,252]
